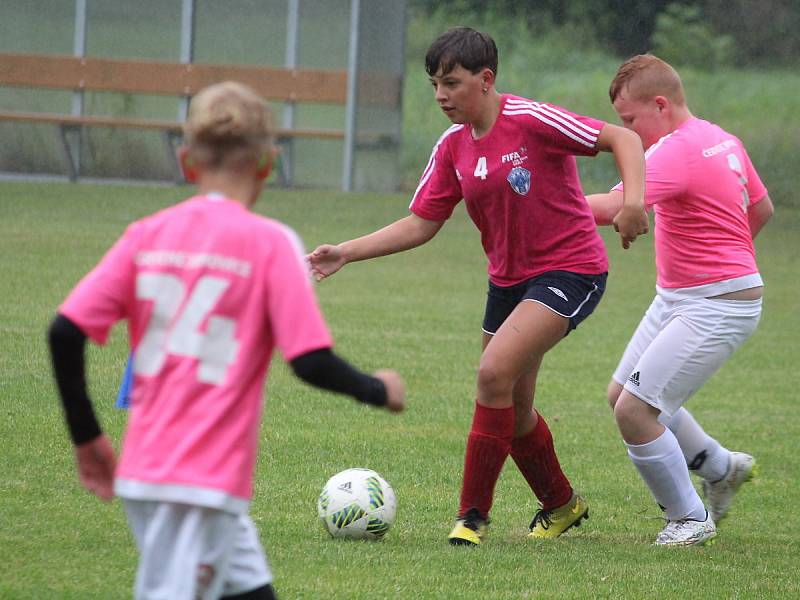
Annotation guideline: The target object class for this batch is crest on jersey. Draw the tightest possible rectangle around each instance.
[506,167,531,195]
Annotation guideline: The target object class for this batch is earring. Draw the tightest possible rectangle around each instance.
[482,88,488,93]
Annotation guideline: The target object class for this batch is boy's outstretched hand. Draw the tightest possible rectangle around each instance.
[75,434,117,501]
[308,244,346,281]
[374,369,406,413]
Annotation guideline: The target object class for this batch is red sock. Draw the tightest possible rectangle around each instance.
[511,412,573,511]
[458,403,515,518]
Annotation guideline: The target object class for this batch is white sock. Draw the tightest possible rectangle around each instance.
[626,428,707,521]
[659,408,730,482]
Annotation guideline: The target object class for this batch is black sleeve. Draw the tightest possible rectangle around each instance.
[289,348,387,407]
[47,313,102,445]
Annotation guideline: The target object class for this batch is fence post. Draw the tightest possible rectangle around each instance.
[178,0,195,122]
[69,0,87,179]
[342,0,360,192]
[171,0,196,182]
[279,0,300,187]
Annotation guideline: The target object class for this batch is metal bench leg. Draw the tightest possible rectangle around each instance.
[57,125,80,182]
[277,139,294,187]
[163,130,183,183]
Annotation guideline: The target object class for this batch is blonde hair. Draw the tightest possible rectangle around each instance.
[184,81,274,170]
[609,54,686,105]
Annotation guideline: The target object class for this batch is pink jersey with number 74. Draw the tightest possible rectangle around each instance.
[60,194,333,513]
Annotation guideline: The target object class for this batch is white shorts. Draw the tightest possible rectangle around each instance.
[123,500,272,600]
[612,295,762,417]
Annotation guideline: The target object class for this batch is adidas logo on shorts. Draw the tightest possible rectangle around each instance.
[628,371,640,386]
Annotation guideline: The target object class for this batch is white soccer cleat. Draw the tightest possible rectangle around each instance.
[702,452,756,523]
[655,511,716,547]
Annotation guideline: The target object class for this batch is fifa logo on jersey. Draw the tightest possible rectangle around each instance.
[507,166,531,195]
[501,148,529,168]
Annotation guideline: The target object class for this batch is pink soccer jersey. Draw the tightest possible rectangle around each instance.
[60,194,333,511]
[614,118,768,289]
[410,94,608,286]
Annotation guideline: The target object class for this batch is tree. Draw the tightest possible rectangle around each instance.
[704,0,800,66]
[652,4,733,69]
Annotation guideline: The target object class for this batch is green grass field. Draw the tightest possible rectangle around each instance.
[1,181,798,598]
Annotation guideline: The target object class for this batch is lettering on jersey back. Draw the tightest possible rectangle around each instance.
[136,250,252,278]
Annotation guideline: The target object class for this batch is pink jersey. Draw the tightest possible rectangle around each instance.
[614,118,767,289]
[60,194,333,512]
[410,94,608,286]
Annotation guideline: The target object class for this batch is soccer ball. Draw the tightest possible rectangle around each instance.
[317,468,397,540]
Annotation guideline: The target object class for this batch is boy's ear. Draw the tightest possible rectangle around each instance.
[256,147,279,180]
[178,147,198,183]
[482,67,495,89]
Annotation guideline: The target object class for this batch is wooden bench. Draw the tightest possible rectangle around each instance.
[0,52,365,184]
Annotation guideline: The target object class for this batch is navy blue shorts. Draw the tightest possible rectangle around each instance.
[482,270,607,335]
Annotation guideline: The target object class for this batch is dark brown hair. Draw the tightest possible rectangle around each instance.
[425,27,498,78]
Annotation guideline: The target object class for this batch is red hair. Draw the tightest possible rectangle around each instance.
[610,54,686,105]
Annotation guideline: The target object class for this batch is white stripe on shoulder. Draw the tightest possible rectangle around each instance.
[614,131,677,191]
[506,99,601,136]
[410,124,463,208]
[274,222,307,258]
[503,100,598,148]
[644,131,675,159]
[271,221,313,283]
[503,106,596,148]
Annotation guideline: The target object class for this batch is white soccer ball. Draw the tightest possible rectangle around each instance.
[317,468,397,540]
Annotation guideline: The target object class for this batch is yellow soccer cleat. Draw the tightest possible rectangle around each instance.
[448,508,489,546]
[527,493,589,539]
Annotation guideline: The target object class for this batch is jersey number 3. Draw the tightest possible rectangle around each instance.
[726,153,750,213]
[134,273,238,385]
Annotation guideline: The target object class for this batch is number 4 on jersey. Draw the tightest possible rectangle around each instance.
[474,156,488,180]
[134,273,239,385]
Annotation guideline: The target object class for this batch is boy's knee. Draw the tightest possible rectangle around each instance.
[476,359,513,403]
[613,391,662,443]
[607,379,623,410]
